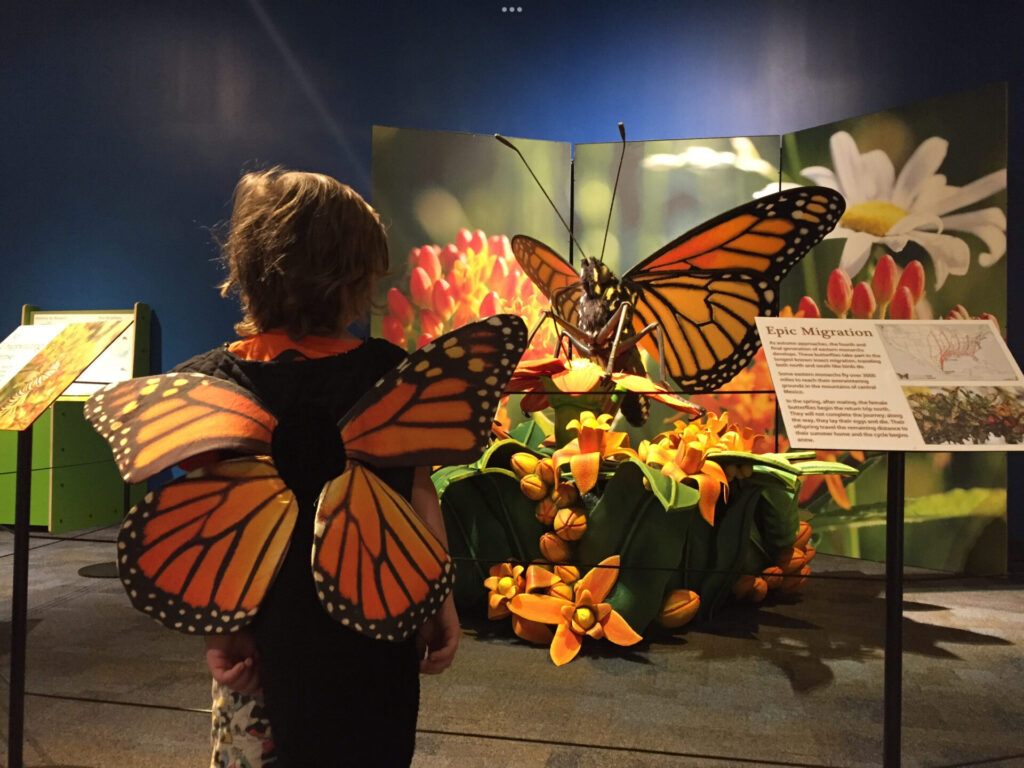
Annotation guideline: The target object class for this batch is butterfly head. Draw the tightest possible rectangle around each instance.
[579,257,619,298]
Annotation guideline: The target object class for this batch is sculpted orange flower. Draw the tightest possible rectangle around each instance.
[484,562,553,643]
[551,411,637,495]
[509,555,642,666]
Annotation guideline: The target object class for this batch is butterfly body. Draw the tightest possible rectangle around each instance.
[512,186,845,394]
[87,316,529,641]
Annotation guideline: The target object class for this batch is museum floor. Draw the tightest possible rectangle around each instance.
[1,525,1022,768]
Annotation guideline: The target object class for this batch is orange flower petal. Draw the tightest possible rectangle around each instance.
[550,623,583,666]
[555,365,602,393]
[577,556,620,602]
[600,610,644,646]
[525,566,560,593]
[512,615,555,645]
[569,452,601,495]
[509,593,570,624]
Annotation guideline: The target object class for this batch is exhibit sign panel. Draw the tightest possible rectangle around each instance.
[758,317,1024,451]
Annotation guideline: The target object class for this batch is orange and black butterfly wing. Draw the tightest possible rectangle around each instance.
[511,235,583,327]
[622,186,845,392]
[312,464,453,640]
[312,315,527,640]
[85,373,277,483]
[340,314,528,468]
[118,456,298,634]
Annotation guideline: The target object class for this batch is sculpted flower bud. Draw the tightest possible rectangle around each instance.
[409,266,433,309]
[761,566,784,590]
[794,520,812,550]
[553,507,587,541]
[381,315,406,348]
[386,287,414,326]
[467,228,487,255]
[889,286,916,319]
[539,532,571,562]
[535,458,556,486]
[456,228,473,252]
[535,498,558,525]
[657,589,700,628]
[547,582,573,600]
[550,482,578,507]
[553,565,580,584]
[747,576,768,602]
[519,473,548,501]
[732,574,757,599]
[826,269,854,318]
[872,253,899,306]
[781,564,811,593]
[510,452,540,478]
[851,281,877,319]
[776,546,808,574]
[897,259,926,303]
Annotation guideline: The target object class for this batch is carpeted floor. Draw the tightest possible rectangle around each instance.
[1,525,1022,767]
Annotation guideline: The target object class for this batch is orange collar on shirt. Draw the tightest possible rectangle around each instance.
[228,329,363,362]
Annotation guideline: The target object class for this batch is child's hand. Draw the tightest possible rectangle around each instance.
[416,594,459,674]
[205,630,262,696]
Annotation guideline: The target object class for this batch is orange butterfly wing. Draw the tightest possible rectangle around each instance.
[511,235,583,328]
[117,457,298,633]
[341,315,528,467]
[314,315,528,639]
[622,187,846,392]
[313,465,453,640]
[85,373,277,483]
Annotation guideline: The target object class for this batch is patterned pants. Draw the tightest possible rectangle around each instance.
[210,681,276,768]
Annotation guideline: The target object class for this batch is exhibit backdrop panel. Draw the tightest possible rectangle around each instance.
[371,126,571,360]
[779,83,1009,574]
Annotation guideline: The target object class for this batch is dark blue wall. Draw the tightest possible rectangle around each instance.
[3,0,1023,537]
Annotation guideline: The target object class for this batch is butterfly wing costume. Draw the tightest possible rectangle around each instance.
[86,315,528,641]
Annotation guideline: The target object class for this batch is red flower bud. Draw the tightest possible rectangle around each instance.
[468,229,487,255]
[409,267,433,309]
[419,308,445,338]
[438,243,461,271]
[455,228,473,253]
[897,259,926,304]
[489,234,512,259]
[417,246,442,282]
[889,286,915,319]
[415,332,435,348]
[798,296,821,318]
[432,278,456,320]
[825,269,853,318]
[488,257,510,291]
[386,287,413,326]
[381,315,406,348]
[851,282,876,319]
[479,291,501,317]
[872,253,899,306]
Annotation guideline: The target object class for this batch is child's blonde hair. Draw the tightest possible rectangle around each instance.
[219,167,389,338]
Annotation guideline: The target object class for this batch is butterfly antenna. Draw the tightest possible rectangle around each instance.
[599,122,627,265]
[495,133,588,260]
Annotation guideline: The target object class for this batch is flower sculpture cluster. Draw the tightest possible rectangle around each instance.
[434,371,856,665]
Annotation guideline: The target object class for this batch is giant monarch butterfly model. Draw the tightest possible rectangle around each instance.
[85,315,528,642]
[498,129,845,398]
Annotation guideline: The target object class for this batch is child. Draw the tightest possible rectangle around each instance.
[174,168,460,766]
